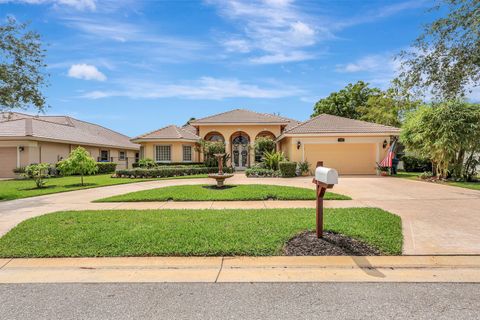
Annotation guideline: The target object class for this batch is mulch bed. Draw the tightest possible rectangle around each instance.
[283,231,382,256]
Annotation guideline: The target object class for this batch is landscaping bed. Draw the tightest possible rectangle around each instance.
[0,208,402,257]
[284,231,381,256]
[96,184,351,202]
[394,171,480,191]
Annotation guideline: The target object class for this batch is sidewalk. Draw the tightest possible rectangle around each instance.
[1,256,480,283]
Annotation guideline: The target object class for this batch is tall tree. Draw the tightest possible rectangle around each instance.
[396,0,480,99]
[311,81,380,119]
[401,101,480,180]
[0,17,48,112]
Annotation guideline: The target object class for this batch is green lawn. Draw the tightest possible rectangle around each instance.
[0,174,208,201]
[96,184,351,202]
[394,171,480,191]
[0,208,402,257]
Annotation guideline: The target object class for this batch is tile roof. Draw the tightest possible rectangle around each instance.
[132,125,200,141]
[189,108,296,125]
[0,112,139,149]
[284,114,401,135]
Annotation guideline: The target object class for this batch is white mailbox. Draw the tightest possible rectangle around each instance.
[314,167,338,185]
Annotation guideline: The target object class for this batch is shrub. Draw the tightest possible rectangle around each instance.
[419,171,434,180]
[24,163,50,188]
[198,140,228,167]
[263,150,286,170]
[58,147,98,186]
[96,162,117,174]
[279,161,297,177]
[137,158,157,168]
[245,167,280,178]
[12,167,26,174]
[114,166,234,179]
[402,155,433,172]
[297,161,310,175]
[254,137,276,162]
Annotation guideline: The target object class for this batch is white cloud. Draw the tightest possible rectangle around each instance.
[81,77,302,100]
[68,64,106,81]
[207,0,322,64]
[0,0,96,10]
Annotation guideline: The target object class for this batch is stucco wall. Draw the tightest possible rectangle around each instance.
[279,135,391,175]
[139,141,199,163]
[197,124,283,166]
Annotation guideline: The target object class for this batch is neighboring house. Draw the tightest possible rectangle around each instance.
[133,109,400,175]
[0,112,140,178]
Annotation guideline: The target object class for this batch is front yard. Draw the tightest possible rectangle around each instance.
[0,208,402,257]
[0,174,208,201]
[96,184,350,202]
[395,171,480,191]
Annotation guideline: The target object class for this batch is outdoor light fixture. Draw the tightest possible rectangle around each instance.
[297,141,301,149]
[18,146,24,152]
[383,140,388,149]
[338,138,345,142]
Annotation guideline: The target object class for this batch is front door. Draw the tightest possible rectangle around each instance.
[233,143,248,170]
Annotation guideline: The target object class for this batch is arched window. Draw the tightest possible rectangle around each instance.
[255,131,275,140]
[204,131,225,142]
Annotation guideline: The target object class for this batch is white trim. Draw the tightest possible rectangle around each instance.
[132,138,198,143]
[0,136,139,150]
[16,146,20,168]
[282,132,399,138]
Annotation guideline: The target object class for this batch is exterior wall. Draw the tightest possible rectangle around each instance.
[139,141,199,163]
[197,124,283,167]
[0,140,138,177]
[279,135,391,175]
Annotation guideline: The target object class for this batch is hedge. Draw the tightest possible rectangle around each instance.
[245,168,280,178]
[132,162,205,168]
[401,156,432,172]
[279,161,297,177]
[115,166,233,178]
[96,162,117,174]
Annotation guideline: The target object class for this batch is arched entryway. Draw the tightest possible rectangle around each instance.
[230,131,250,170]
[254,131,276,162]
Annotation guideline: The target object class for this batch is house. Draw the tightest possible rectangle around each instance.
[132,109,400,174]
[0,112,140,178]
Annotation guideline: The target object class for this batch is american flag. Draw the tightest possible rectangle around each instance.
[379,140,396,168]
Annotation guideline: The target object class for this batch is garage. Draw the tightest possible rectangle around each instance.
[0,147,17,178]
[304,143,377,175]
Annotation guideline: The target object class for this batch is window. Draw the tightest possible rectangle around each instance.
[100,150,109,162]
[183,145,192,162]
[119,151,126,161]
[139,147,144,159]
[155,145,171,162]
[135,152,140,162]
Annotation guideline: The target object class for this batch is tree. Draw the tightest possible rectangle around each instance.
[401,101,480,180]
[58,147,98,186]
[0,17,48,112]
[396,0,480,100]
[312,81,379,119]
[24,163,50,188]
[254,137,276,162]
[358,88,419,127]
[197,140,228,167]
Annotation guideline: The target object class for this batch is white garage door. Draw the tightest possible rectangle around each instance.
[304,143,377,175]
[0,147,17,178]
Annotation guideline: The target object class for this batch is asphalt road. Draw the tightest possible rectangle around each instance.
[1,283,479,320]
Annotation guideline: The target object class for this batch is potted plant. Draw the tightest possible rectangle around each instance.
[297,161,311,176]
[377,164,390,176]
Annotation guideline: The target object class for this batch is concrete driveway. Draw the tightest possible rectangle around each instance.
[0,174,479,255]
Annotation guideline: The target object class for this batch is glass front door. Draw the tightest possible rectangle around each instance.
[232,135,249,170]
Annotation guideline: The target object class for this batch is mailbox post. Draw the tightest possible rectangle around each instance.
[312,166,338,238]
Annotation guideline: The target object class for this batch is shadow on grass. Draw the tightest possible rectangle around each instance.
[63,183,99,188]
[201,185,237,190]
[19,185,58,191]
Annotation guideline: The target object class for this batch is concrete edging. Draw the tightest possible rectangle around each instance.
[1,256,480,283]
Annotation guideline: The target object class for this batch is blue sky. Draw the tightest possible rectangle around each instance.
[1,0,446,136]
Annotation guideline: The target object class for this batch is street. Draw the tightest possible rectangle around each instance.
[1,283,479,320]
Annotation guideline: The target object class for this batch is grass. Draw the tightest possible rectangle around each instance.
[0,174,208,201]
[96,184,351,202]
[0,208,402,257]
[394,171,480,191]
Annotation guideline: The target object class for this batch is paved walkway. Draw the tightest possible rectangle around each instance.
[0,174,479,255]
[1,256,480,283]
